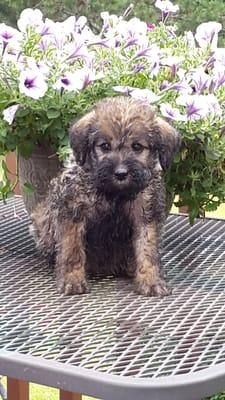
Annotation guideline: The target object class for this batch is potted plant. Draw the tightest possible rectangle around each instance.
[1,1,225,221]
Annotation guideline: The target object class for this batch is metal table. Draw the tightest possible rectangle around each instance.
[1,197,225,400]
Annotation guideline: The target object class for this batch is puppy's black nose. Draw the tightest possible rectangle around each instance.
[114,166,128,181]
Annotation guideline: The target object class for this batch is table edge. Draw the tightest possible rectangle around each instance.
[0,350,225,400]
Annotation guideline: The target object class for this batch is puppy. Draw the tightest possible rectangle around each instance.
[30,96,180,296]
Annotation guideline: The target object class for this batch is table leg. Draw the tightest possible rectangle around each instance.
[7,378,29,400]
[60,390,82,400]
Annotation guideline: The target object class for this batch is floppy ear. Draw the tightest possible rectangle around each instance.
[69,111,95,166]
[155,117,181,170]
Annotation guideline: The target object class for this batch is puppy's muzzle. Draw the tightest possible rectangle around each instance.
[114,165,128,181]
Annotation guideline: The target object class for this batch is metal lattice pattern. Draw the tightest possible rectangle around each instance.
[1,197,225,379]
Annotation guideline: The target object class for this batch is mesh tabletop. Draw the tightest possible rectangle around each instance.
[1,197,225,399]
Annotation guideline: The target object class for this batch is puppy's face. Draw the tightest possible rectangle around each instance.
[70,97,180,199]
[91,130,158,198]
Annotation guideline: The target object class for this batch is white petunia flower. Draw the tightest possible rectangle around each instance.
[75,16,87,32]
[113,86,161,103]
[113,86,135,95]
[26,57,50,76]
[212,48,225,66]
[161,56,184,67]
[176,94,222,120]
[117,17,147,38]
[19,70,48,99]
[210,62,225,91]
[176,94,208,120]
[130,88,161,103]
[205,94,222,115]
[0,23,22,58]
[0,23,21,44]
[54,72,80,91]
[65,42,90,61]
[155,0,179,13]
[17,8,43,32]
[187,67,211,93]
[195,21,222,50]
[3,105,20,125]
[160,103,186,121]
[54,68,103,92]
[100,12,121,31]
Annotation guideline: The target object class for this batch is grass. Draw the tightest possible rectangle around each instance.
[206,203,225,219]
[29,384,94,400]
[28,383,58,400]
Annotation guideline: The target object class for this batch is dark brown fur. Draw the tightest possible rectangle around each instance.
[30,96,180,296]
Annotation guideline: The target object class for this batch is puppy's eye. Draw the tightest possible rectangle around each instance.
[99,142,111,152]
[132,143,144,152]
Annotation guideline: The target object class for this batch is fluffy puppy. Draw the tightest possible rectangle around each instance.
[30,96,180,296]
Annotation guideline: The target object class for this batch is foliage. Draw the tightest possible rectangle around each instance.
[1,2,225,221]
[1,0,225,45]
[208,394,225,400]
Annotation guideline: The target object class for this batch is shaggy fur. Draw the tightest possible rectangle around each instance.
[30,96,180,296]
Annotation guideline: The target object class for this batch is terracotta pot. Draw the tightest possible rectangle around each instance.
[6,152,20,194]
[19,145,62,214]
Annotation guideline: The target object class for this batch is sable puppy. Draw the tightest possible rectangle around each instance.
[30,96,180,296]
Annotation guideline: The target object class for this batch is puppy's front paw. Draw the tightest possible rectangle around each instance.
[58,271,89,295]
[135,275,171,297]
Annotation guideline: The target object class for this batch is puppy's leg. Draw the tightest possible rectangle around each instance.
[30,202,56,262]
[134,223,170,297]
[57,219,88,295]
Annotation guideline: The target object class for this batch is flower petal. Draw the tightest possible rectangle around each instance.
[195,21,222,49]
[17,8,43,32]
[19,70,48,99]
[160,103,186,121]
[130,88,161,103]
[3,105,20,125]
[113,86,134,95]
[155,0,179,13]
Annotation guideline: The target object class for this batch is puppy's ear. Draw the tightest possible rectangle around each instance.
[155,117,181,170]
[69,111,95,166]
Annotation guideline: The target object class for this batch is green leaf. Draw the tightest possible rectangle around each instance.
[173,153,180,163]
[57,145,71,161]
[1,159,10,174]
[22,182,36,194]
[196,133,205,141]
[205,203,218,212]
[205,149,220,161]
[47,109,61,119]
[57,130,66,139]
[0,100,10,112]
[16,108,30,118]
[0,124,8,138]
[17,142,35,158]
[17,127,31,137]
